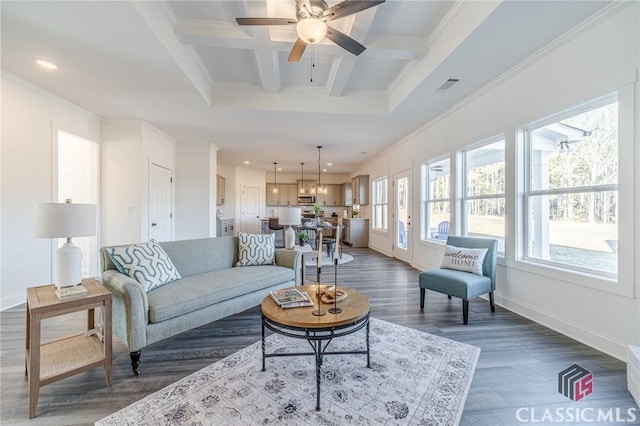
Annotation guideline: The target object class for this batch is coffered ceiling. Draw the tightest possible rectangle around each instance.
[1,0,611,174]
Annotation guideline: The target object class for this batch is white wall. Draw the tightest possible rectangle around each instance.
[1,73,101,309]
[175,142,217,240]
[101,120,176,247]
[356,3,640,360]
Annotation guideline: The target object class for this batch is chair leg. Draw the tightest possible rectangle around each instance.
[462,300,469,325]
[420,288,425,310]
[447,295,452,300]
[489,292,495,312]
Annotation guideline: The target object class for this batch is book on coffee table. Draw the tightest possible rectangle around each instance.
[270,288,313,308]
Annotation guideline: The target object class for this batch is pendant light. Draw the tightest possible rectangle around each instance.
[299,162,305,194]
[317,146,326,195]
[273,162,279,194]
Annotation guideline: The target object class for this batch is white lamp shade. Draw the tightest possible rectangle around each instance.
[278,207,302,226]
[34,202,97,238]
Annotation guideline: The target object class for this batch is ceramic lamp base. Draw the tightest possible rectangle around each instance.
[55,241,83,288]
[285,226,296,249]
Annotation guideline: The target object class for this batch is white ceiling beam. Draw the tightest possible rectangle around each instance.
[174,18,427,61]
[132,1,214,106]
[326,10,373,97]
[253,28,281,93]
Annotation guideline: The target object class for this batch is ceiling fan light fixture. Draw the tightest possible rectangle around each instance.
[296,17,327,44]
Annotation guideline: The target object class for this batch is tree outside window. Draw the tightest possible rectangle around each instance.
[525,97,618,277]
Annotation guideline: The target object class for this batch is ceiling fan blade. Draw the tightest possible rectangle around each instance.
[288,38,307,62]
[322,0,385,22]
[326,26,366,56]
[236,18,297,26]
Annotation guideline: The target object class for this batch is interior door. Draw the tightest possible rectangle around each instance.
[240,185,261,234]
[393,170,411,263]
[149,163,173,242]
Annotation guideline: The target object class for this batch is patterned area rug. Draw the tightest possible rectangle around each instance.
[304,252,354,266]
[97,318,479,425]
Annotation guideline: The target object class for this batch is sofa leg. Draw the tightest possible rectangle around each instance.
[489,292,495,312]
[447,295,452,300]
[130,350,141,376]
[462,300,469,325]
[420,288,425,310]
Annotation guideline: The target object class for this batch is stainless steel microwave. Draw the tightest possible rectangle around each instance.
[297,195,316,205]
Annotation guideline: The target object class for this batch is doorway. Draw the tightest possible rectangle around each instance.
[240,186,261,234]
[393,170,411,263]
[57,130,99,278]
[149,163,173,242]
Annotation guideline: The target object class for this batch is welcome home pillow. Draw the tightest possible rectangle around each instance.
[236,232,275,266]
[106,240,182,292]
[440,245,488,276]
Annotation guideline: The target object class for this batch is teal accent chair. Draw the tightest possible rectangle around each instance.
[419,236,498,324]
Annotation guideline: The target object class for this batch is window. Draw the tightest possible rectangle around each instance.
[463,137,505,254]
[372,177,388,231]
[422,156,451,241]
[524,95,618,277]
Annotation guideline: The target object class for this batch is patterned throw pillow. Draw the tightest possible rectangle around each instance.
[235,232,275,267]
[106,240,182,292]
[440,245,488,276]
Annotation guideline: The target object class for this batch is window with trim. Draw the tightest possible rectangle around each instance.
[524,95,618,278]
[372,177,388,231]
[463,137,505,254]
[422,156,451,241]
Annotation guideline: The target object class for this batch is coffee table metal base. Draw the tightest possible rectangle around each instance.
[261,312,370,411]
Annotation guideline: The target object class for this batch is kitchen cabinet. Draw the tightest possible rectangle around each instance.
[317,184,346,206]
[351,175,369,205]
[266,183,298,206]
[297,180,317,196]
[216,175,226,205]
[342,218,369,247]
[217,218,235,236]
[342,183,352,207]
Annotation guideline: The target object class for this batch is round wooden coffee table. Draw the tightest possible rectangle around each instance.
[261,285,371,411]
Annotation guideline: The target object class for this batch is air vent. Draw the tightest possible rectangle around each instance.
[436,78,460,92]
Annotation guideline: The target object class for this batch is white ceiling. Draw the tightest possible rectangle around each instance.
[1,0,611,174]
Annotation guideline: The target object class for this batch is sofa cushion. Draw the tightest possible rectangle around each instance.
[235,232,275,266]
[106,240,182,292]
[147,265,294,323]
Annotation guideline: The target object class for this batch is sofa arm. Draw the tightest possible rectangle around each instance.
[275,249,303,285]
[102,270,149,352]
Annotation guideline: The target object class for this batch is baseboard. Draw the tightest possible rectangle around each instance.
[1,294,26,311]
[495,293,628,362]
[367,244,393,258]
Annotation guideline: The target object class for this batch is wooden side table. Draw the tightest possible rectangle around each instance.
[25,278,112,418]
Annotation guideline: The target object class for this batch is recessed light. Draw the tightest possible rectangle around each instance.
[322,168,327,172]
[327,163,333,166]
[277,168,282,171]
[243,160,250,164]
[35,59,58,70]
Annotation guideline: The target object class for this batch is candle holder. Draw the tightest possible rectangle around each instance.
[312,241,326,316]
[329,224,342,314]
[328,256,342,314]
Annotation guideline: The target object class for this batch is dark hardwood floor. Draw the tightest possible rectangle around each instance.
[1,248,638,425]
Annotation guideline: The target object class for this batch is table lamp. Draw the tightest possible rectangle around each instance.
[34,199,97,288]
[278,206,301,250]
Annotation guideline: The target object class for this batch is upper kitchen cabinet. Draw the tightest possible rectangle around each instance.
[266,183,298,206]
[216,175,226,205]
[351,175,369,205]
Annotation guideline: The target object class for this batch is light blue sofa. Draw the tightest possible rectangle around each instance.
[100,236,301,375]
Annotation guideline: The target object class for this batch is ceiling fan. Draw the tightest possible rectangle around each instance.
[236,0,385,62]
